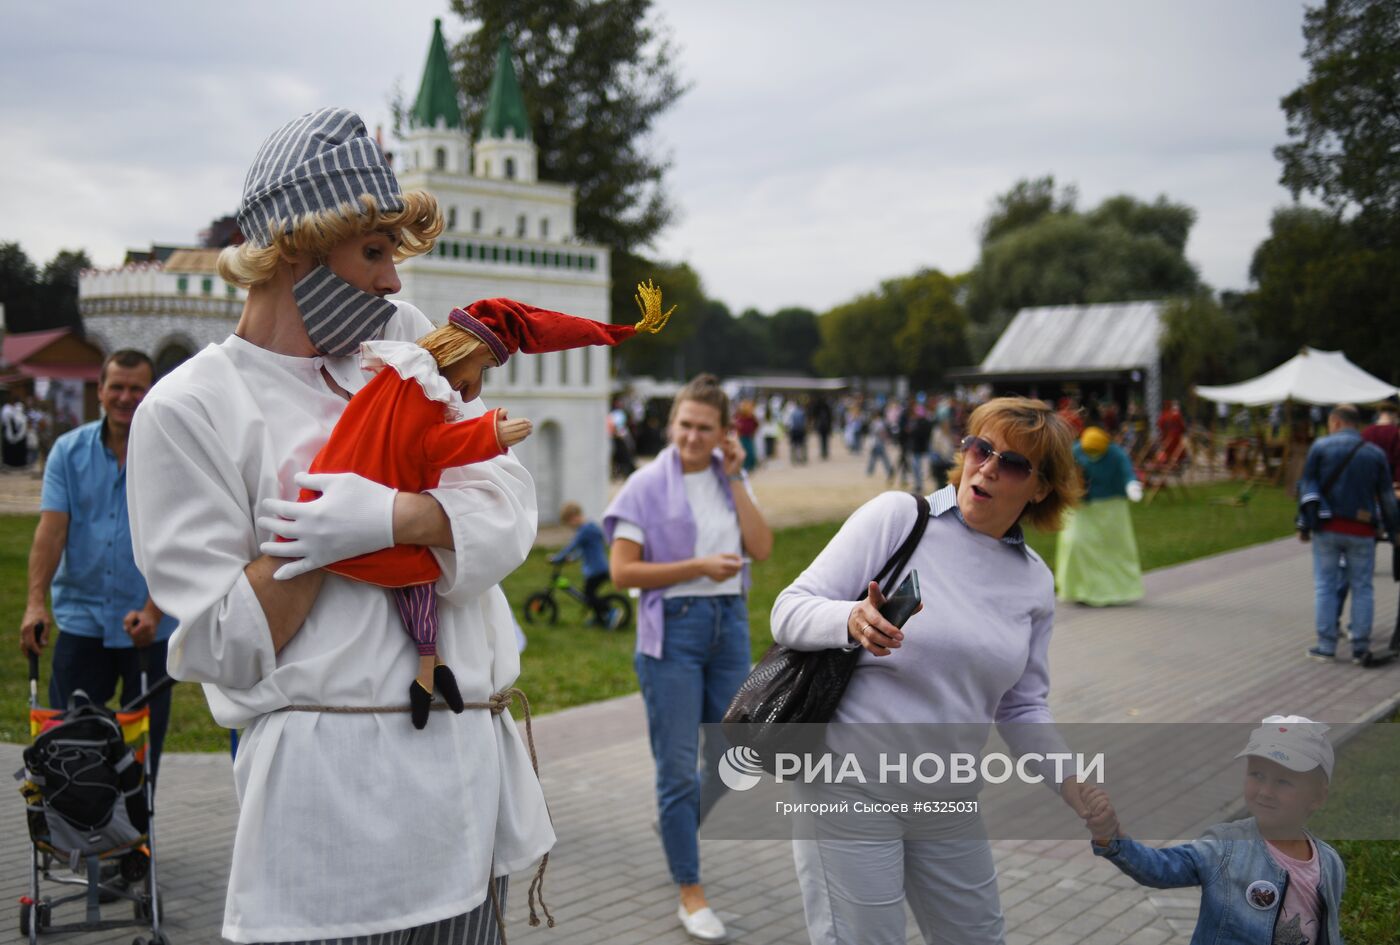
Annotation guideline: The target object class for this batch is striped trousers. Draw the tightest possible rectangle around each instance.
[392,583,440,656]
[252,876,506,945]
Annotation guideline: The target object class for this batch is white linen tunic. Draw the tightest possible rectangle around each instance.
[126,302,553,943]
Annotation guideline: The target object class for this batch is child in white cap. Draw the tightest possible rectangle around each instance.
[1081,716,1346,945]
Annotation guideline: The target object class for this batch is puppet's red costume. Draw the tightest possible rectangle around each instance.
[301,341,504,587]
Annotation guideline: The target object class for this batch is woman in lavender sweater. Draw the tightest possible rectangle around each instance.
[772,397,1089,945]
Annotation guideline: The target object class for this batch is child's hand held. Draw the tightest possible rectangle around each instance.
[1080,786,1119,844]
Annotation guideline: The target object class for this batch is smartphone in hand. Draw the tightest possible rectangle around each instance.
[878,570,921,629]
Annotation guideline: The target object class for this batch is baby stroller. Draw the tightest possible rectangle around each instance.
[16,650,169,945]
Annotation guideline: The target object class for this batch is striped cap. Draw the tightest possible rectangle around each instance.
[237,107,403,248]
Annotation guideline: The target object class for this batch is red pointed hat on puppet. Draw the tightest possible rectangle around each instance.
[448,280,674,366]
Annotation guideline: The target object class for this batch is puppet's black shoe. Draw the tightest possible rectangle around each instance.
[410,681,433,729]
[435,664,465,713]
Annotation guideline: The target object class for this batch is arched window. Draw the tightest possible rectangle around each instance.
[504,157,516,179]
[540,217,550,239]
[447,206,457,230]
[434,147,447,171]
[517,215,527,238]
[472,209,482,232]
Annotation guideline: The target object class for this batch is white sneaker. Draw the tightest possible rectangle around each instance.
[677,904,728,943]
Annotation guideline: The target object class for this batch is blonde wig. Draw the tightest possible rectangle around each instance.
[217,191,443,288]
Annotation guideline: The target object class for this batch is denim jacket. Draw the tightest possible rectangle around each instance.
[1094,818,1345,945]
[1296,428,1399,535]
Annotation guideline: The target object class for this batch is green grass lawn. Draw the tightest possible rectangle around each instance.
[1313,710,1400,945]
[1310,711,1400,945]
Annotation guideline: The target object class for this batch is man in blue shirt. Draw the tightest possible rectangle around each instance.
[1296,403,1400,664]
[20,350,176,776]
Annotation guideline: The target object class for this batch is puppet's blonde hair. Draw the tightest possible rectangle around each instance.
[417,323,492,369]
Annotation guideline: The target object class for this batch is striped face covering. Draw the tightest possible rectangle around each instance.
[291,266,397,357]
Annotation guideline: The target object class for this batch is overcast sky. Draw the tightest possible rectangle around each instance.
[0,1,1309,313]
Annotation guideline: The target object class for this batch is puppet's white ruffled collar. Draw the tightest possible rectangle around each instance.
[358,340,468,421]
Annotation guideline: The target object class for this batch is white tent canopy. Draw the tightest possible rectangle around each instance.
[1195,347,1400,407]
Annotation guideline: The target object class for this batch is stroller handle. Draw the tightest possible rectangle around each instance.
[28,651,38,684]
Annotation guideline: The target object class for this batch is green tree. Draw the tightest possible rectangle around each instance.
[1087,195,1195,253]
[1276,0,1400,239]
[39,249,91,332]
[729,309,773,374]
[964,187,1201,357]
[814,271,970,384]
[766,307,821,374]
[979,175,1078,245]
[1248,206,1400,382]
[814,290,905,379]
[1159,292,1240,398]
[445,0,687,253]
[0,242,39,332]
[889,269,970,389]
[0,244,89,334]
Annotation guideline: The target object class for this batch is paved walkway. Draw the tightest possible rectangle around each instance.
[1,538,1396,943]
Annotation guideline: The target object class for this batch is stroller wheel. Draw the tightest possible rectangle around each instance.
[18,900,49,936]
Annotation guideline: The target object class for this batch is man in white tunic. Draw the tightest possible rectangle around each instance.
[126,107,553,945]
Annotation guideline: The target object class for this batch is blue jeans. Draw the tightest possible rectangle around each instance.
[49,634,172,779]
[867,440,893,478]
[1312,530,1375,654]
[909,451,928,494]
[635,595,751,885]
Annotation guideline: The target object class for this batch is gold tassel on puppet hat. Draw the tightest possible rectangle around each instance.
[633,279,676,334]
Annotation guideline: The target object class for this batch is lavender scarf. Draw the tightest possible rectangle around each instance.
[602,444,750,658]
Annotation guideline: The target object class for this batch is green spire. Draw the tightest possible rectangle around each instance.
[481,34,532,141]
[411,19,463,130]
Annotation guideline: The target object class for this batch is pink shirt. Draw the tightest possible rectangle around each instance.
[1266,839,1322,945]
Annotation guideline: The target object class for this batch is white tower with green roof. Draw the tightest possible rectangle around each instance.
[395,21,612,526]
[473,36,537,183]
[402,19,471,177]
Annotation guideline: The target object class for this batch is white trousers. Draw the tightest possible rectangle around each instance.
[792,808,1004,945]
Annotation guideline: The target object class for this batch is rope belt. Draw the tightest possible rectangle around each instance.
[278,687,555,941]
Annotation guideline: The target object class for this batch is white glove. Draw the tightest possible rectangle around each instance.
[257,472,397,580]
[1126,480,1144,503]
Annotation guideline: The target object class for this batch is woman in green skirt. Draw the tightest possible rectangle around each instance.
[1056,426,1145,605]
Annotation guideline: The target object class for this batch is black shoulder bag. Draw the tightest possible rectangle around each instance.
[723,494,931,764]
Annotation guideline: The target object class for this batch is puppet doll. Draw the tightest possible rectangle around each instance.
[289,282,674,728]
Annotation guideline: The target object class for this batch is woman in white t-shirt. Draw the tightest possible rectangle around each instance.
[603,373,773,944]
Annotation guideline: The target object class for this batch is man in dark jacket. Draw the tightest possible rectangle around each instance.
[1297,403,1400,663]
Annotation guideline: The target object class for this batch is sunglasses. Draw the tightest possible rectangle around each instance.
[960,435,1037,482]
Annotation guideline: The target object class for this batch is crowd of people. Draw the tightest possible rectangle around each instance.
[12,105,1385,945]
[0,394,74,472]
